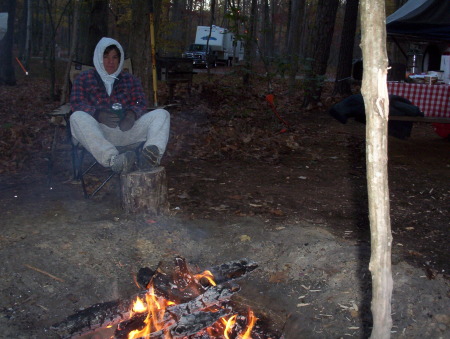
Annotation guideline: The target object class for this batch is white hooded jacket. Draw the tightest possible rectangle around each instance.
[93,37,125,96]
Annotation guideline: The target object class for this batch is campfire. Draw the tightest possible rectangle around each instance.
[51,257,277,338]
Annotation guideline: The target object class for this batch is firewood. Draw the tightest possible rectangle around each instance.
[51,284,236,338]
[170,308,230,338]
[50,297,138,338]
[116,309,230,339]
[137,258,258,290]
[50,258,257,338]
[207,258,258,284]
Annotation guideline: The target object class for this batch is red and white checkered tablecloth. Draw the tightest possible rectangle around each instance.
[387,82,450,118]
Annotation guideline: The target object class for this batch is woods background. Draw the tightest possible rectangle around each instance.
[1,0,406,104]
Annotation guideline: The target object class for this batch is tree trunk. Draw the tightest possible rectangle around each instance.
[24,0,31,67]
[129,0,152,101]
[120,167,169,215]
[262,0,272,59]
[287,0,305,96]
[243,0,258,86]
[360,0,393,338]
[0,0,17,86]
[81,0,109,64]
[60,0,80,105]
[206,0,215,78]
[332,0,359,96]
[302,0,339,108]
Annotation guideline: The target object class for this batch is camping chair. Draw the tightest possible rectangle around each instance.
[49,59,139,198]
[71,140,143,198]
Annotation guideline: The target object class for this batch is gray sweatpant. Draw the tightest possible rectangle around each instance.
[70,109,170,167]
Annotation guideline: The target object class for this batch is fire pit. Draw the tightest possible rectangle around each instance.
[51,257,280,338]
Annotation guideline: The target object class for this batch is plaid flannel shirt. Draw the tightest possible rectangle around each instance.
[70,69,148,118]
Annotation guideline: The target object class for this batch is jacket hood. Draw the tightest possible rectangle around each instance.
[93,37,125,81]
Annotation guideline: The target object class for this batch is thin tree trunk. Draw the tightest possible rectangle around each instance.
[332,0,359,96]
[287,0,304,96]
[24,0,31,66]
[302,0,339,107]
[129,0,151,101]
[243,0,258,86]
[81,0,109,64]
[206,0,215,78]
[60,0,80,105]
[360,0,393,338]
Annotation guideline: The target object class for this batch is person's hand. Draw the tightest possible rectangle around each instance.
[119,110,137,131]
[96,109,120,128]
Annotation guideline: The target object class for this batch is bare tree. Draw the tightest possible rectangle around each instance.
[332,0,359,96]
[0,0,17,86]
[360,0,393,338]
[43,0,71,99]
[18,0,32,68]
[129,0,152,102]
[302,0,340,108]
[169,0,187,56]
[80,0,109,64]
[243,0,258,86]
[60,0,80,105]
[286,0,305,96]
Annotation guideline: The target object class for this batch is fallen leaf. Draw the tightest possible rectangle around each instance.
[269,209,284,216]
[239,234,251,242]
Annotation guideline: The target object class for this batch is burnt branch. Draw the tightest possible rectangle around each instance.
[50,258,257,339]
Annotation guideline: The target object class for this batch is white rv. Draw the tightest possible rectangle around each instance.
[182,26,244,67]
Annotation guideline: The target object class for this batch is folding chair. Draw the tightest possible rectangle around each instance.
[48,59,139,198]
[71,141,143,198]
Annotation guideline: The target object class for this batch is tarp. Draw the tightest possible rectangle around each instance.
[386,0,450,42]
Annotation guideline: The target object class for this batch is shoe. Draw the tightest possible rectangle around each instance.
[110,151,136,174]
[139,145,160,170]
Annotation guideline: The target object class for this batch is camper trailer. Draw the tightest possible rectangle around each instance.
[182,26,244,67]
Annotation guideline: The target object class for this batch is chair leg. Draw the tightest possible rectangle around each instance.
[47,124,60,186]
[90,172,116,197]
[71,142,142,198]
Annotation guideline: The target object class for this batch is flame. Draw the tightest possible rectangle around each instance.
[223,314,237,339]
[239,309,258,339]
[131,296,146,315]
[194,270,217,286]
[127,287,172,339]
[123,271,257,338]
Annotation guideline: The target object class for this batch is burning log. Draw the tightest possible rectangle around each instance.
[51,258,258,339]
[115,309,231,339]
[137,257,258,290]
[50,297,139,338]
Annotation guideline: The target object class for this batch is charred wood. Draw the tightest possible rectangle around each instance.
[207,258,258,284]
[137,258,258,290]
[51,284,236,338]
[51,258,257,338]
[50,297,140,338]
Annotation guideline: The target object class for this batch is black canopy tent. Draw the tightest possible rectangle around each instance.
[386,0,450,42]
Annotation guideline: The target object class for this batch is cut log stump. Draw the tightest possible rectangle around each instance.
[120,166,169,215]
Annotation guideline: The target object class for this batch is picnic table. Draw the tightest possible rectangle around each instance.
[387,82,450,138]
[387,82,450,120]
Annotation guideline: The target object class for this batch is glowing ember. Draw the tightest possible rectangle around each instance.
[194,270,217,286]
[122,272,257,338]
[223,314,237,339]
[49,258,262,338]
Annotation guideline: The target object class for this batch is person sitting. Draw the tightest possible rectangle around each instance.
[70,37,170,174]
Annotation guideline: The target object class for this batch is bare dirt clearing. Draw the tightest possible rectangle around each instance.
[0,71,448,338]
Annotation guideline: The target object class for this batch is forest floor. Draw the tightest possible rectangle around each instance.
[0,63,449,339]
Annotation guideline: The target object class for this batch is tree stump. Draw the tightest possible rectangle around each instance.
[120,166,169,215]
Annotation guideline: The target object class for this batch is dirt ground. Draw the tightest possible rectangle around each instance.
[0,69,449,338]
